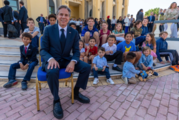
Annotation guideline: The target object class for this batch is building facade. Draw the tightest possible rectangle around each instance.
[0,0,129,26]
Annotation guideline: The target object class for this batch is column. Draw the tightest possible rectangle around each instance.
[105,0,113,19]
[61,0,69,6]
[124,0,129,16]
[92,0,100,19]
[116,0,122,18]
[79,0,85,19]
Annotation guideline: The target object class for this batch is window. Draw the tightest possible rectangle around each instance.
[9,0,19,11]
[49,0,55,14]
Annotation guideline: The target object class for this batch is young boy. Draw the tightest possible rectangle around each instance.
[122,52,142,84]
[20,18,41,48]
[102,35,123,72]
[84,37,98,68]
[69,22,81,40]
[93,47,114,85]
[44,14,56,32]
[3,33,38,90]
[156,32,179,65]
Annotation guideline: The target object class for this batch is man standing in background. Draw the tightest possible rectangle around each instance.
[12,10,20,37]
[36,14,46,34]
[147,12,155,32]
[19,1,28,32]
[111,16,116,31]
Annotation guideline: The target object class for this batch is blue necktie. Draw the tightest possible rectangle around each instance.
[150,16,152,22]
[60,29,66,52]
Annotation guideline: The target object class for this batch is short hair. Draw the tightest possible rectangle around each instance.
[69,22,77,27]
[126,52,136,61]
[143,18,148,21]
[102,21,108,25]
[108,35,116,41]
[22,33,32,40]
[48,14,56,20]
[159,31,168,36]
[124,32,133,38]
[142,46,151,54]
[79,40,84,48]
[98,47,105,52]
[134,20,142,28]
[56,5,71,17]
[88,17,95,22]
[27,18,35,23]
[19,1,24,5]
[130,31,135,35]
[4,1,10,5]
[89,37,96,42]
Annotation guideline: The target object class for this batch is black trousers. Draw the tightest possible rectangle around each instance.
[3,21,11,37]
[21,22,27,32]
[14,21,20,37]
[148,23,154,32]
[160,49,179,65]
[45,60,91,101]
[104,51,123,65]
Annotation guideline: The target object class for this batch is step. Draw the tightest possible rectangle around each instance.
[0,62,171,83]
[0,45,20,53]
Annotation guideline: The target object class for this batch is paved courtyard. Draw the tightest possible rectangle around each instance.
[0,72,179,120]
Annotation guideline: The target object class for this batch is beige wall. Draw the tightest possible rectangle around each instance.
[69,5,79,19]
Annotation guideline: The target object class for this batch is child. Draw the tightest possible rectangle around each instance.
[142,33,157,59]
[157,32,179,65]
[79,40,85,61]
[69,22,81,40]
[84,37,98,68]
[3,33,38,90]
[137,47,158,76]
[122,52,142,84]
[111,23,125,42]
[20,18,41,48]
[102,35,123,72]
[44,14,57,32]
[93,47,114,85]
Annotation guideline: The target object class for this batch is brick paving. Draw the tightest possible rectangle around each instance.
[0,73,178,120]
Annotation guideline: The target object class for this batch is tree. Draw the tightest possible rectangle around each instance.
[145,8,160,16]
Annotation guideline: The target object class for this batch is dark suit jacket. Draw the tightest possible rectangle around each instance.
[40,24,80,66]
[19,44,38,64]
[19,6,28,23]
[1,5,13,22]
[136,12,143,21]
[13,11,19,21]
[0,8,3,22]
[36,16,46,24]
[147,16,155,23]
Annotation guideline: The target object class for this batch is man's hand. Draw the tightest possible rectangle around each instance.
[19,20,21,24]
[48,58,60,69]
[23,64,29,70]
[16,20,18,22]
[4,22,6,24]
[20,63,24,70]
[12,22,14,24]
[66,61,75,73]
[102,67,105,72]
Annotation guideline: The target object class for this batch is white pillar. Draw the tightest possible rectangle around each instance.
[154,23,160,37]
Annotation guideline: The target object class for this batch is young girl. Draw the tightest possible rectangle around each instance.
[99,22,111,46]
[142,33,157,59]
[79,40,85,61]
[137,47,158,76]
[130,20,142,38]
[112,23,125,42]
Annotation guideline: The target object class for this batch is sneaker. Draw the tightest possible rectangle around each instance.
[93,78,99,84]
[3,80,18,88]
[112,66,122,72]
[153,72,159,76]
[21,81,28,90]
[122,77,128,85]
[107,78,114,84]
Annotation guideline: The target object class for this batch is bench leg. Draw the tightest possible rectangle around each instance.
[71,76,74,104]
[36,78,40,111]
[39,83,41,90]
[65,80,67,86]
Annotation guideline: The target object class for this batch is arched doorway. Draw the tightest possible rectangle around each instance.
[49,0,55,14]
[9,0,19,11]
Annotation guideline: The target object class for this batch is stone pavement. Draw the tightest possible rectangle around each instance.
[0,72,179,120]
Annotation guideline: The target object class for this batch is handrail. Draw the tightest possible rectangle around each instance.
[154,20,179,24]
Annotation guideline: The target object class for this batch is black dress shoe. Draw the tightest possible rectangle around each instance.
[53,101,63,119]
[112,66,122,72]
[21,81,27,90]
[74,92,90,103]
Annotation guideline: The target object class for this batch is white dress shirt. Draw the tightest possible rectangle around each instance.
[124,18,130,26]
[102,43,117,55]
[111,19,117,24]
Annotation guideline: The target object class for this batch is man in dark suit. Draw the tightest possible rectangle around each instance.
[19,1,28,32]
[12,10,20,37]
[147,12,155,32]
[0,8,4,36]
[36,14,46,34]
[1,1,13,37]
[40,5,91,119]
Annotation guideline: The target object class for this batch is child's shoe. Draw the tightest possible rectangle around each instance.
[107,78,114,84]
[122,77,128,85]
[93,78,99,84]
[3,80,18,88]
[153,72,159,76]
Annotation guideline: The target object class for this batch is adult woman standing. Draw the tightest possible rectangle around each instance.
[99,22,111,46]
[165,2,179,38]
[117,16,123,24]
[136,9,144,21]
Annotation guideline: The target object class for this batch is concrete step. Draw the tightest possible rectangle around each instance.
[0,45,20,53]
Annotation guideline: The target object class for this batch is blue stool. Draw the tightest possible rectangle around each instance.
[36,36,74,111]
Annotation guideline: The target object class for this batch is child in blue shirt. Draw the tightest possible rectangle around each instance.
[156,32,179,65]
[137,47,158,76]
[93,47,114,85]
[122,52,142,84]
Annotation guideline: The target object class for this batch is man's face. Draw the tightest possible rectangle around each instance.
[87,19,94,27]
[131,15,133,18]
[49,18,56,25]
[41,14,43,17]
[22,37,31,46]
[143,19,148,26]
[151,12,153,16]
[57,8,70,27]
[27,20,35,28]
